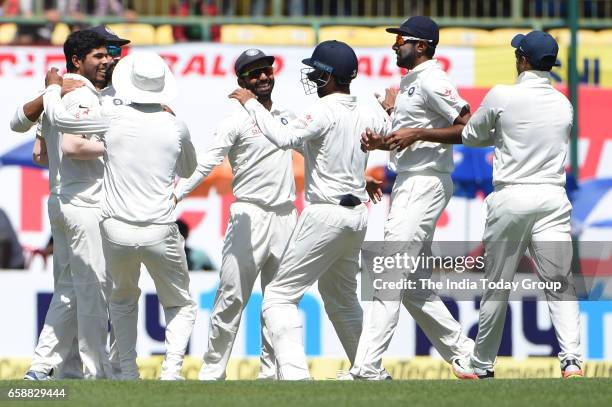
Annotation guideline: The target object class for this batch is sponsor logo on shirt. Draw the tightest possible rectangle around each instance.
[280,117,288,125]
[408,86,416,96]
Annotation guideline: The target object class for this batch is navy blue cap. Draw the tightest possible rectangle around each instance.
[511,31,561,70]
[235,48,275,75]
[302,40,358,83]
[386,16,439,47]
[85,25,130,46]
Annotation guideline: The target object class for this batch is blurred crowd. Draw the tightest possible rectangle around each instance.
[1,0,610,43]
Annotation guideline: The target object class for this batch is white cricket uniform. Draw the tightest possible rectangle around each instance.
[10,94,83,379]
[48,97,199,380]
[462,70,581,371]
[243,93,390,380]
[16,75,116,379]
[174,105,298,380]
[351,59,475,379]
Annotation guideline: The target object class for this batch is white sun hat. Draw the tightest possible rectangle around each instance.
[112,52,177,104]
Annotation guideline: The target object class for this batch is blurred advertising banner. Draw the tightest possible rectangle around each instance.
[0,268,611,362]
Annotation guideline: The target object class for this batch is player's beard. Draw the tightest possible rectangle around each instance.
[396,44,416,70]
[248,77,275,102]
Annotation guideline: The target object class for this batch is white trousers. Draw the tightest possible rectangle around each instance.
[351,171,474,378]
[30,197,113,379]
[471,184,582,370]
[199,202,298,380]
[262,203,368,380]
[101,218,197,380]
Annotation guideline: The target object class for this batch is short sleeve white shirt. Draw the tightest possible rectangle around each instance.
[388,59,468,174]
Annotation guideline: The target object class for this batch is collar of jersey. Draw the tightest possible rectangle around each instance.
[63,73,99,94]
[516,70,552,86]
[404,58,438,78]
[321,92,357,102]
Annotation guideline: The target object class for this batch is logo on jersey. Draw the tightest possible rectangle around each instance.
[408,86,416,96]
[281,117,288,125]
[113,98,124,105]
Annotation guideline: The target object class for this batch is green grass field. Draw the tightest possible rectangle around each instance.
[1,379,611,407]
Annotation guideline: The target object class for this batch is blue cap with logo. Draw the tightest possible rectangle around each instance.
[386,16,439,47]
[234,48,275,75]
[302,40,358,83]
[511,30,561,70]
[85,25,130,46]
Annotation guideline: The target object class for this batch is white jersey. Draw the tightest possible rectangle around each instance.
[174,105,296,207]
[43,74,106,207]
[244,93,390,205]
[388,59,468,174]
[101,105,196,224]
[462,70,572,187]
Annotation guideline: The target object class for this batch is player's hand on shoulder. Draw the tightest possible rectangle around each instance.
[228,88,256,106]
[365,176,383,204]
[61,78,84,97]
[45,67,63,87]
[361,127,384,152]
[375,87,398,115]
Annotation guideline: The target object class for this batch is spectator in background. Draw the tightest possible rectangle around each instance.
[0,208,25,269]
[172,0,220,42]
[176,219,217,271]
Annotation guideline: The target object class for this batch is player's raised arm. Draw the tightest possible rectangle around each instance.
[231,90,328,150]
[43,68,109,135]
[10,94,44,133]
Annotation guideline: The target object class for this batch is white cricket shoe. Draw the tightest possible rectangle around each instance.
[24,370,52,381]
[451,358,494,380]
[336,369,393,381]
[561,359,584,379]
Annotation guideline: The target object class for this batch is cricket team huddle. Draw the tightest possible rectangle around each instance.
[11,15,583,381]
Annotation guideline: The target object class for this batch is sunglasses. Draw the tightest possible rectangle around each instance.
[107,45,122,57]
[395,34,434,47]
[240,66,274,79]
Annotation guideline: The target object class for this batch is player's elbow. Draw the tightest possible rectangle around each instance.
[32,153,48,167]
[10,119,31,133]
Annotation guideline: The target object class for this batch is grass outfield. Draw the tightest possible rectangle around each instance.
[1,379,611,407]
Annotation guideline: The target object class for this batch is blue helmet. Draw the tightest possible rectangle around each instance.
[301,40,358,93]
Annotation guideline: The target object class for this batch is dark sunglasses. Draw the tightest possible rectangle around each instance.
[107,45,122,57]
[240,66,274,79]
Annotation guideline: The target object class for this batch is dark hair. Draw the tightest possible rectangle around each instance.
[63,30,107,73]
[423,44,436,58]
[536,56,556,71]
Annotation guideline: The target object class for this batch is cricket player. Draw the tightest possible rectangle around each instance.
[353,16,475,379]
[174,49,297,380]
[230,40,390,380]
[436,31,581,379]
[12,28,129,380]
[45,51,198,380]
